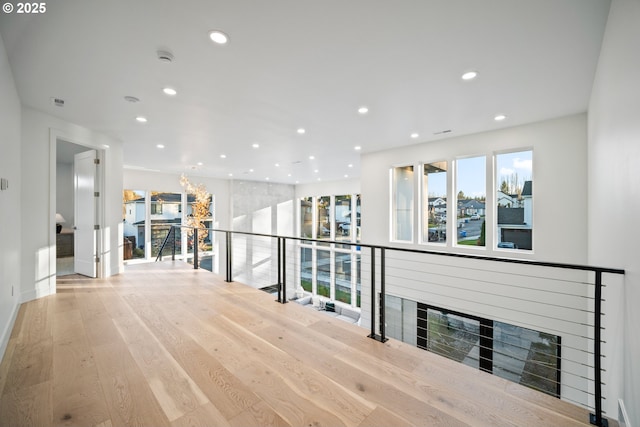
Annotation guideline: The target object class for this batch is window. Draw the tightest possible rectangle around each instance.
[317,196,331,244]
[496,150,533,250]
[123,189,146,259]
[151,192,181,257]
[300,247,313,292]
[300,197,313,239]
[298,194,362,307]
[335,194,352,247]
[456,156,486,247]
[316,249,331,297]
[386,297,561,398]
[392,166,414,241]
[422,162,447,244]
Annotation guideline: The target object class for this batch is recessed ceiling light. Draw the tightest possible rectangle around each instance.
[314,169,319,173]
[220,154,227,158]
[344,174,349,178]
[297,128,306,134]
[348,164,353,168]
[494,114,507,121]
[309,155,315,160]
[275,163,280,167]
[354,146,361,151]
[228,173,233,177]
[208,30,229,45]
[136,116,148,123]
[249,168,254,172]
[252,143,260,148]
[410,133,419,139]
[288,174,292,177]
[462,71,478,80]
[156,144,164,149]
[163,87,177,96]
[265,177,270,181]
[197,162,203,166]
[358,106,369,114]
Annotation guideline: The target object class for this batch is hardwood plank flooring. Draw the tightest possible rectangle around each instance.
[0,261,614,426]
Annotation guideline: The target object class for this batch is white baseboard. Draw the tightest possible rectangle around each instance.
[619,399,632,427]
[0,301,20,363]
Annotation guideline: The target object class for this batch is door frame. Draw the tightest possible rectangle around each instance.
[49,129,106,279]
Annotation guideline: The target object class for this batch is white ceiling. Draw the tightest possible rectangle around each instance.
[0,0,611,184]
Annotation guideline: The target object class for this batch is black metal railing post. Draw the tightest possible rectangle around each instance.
[380,247,388,343]
[171,226,176,261]
[590,270,607,427]
[282,238,287,303]
[193,228,199,269]
[276,237,282,302]
[368,247,377,340]
[225,231,232,282]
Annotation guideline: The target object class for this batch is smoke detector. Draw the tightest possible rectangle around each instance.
[157,50,174,63]
[50,97,65,107]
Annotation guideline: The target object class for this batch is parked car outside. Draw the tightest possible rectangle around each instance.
[470,214,481,220]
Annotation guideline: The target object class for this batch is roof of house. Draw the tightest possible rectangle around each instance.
[522,181,533,196]
[498,207,525,225]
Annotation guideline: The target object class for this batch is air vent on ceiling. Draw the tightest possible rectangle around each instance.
[124,96,140,103]
[157,50,174,63]
[433,129,452,135]
[51,97,65,107]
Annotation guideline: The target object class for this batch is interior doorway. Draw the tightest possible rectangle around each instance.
[55,139,101,278]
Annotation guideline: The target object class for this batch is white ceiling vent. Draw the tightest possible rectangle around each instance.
[157,50,174,63]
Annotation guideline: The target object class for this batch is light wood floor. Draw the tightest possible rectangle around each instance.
[0,261,609,427]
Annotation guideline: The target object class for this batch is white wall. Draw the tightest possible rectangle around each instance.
[21,107,124,300]
[588,0,640,424]
[361,114,589,264]
[0,33,22,360]
[295,178,361,200]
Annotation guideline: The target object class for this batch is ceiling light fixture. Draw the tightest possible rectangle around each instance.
[494,114,507,121]
[220,154,227,158]
[462,71,478,80]
[163,87,177,96]
[209,30,229,45]
[348,164,353,168]
[297,128,306,134]
[410,133,419,139]
[354,146,361,151]
[136,116,148,123]
[252,143,260,148]
[197,162,203,166]
[249,169,254,172]
[358,106,369,114]
[156,144,164,149]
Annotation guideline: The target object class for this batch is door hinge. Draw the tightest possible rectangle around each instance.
[94,191,100,197]
[94,158,100,165]
[94,224,100,230]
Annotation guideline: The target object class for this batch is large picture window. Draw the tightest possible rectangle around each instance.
[496,150,533,250]
[456,156,486,247]
[392,166,414,242]
[422,162,447,244]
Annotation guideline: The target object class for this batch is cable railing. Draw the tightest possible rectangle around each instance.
[155,224,624,427]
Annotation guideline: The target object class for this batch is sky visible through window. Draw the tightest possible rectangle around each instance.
[453,153,532,197]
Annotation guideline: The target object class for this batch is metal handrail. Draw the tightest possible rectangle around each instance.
[157,224,624,426]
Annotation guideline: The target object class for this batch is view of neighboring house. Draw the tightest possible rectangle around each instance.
[497,181,532,250]
[458,199,486,217]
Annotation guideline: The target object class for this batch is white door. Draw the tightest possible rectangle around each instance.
[74,150,97,277]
